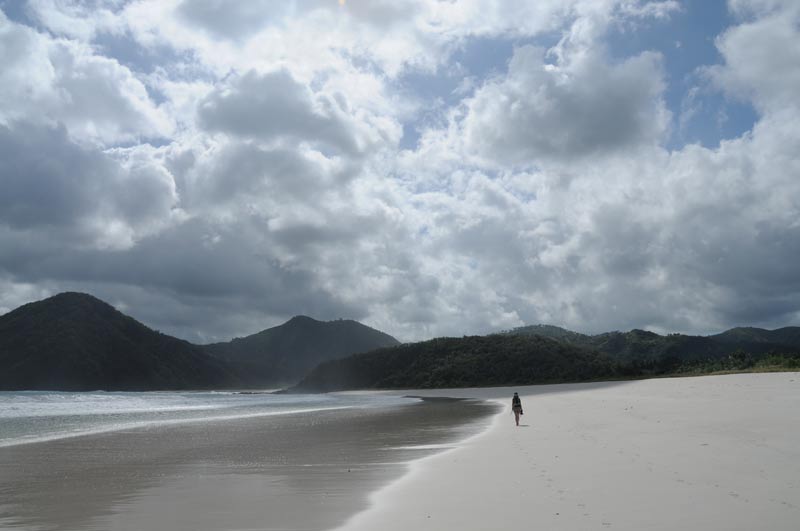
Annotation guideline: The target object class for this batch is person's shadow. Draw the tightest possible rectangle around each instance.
[517,424,530,427]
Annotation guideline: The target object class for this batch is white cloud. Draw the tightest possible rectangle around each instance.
[174,0,280,40]
[25,0,125,41]
[708,2,800,114]
[1,0,799,344]
[460,44,669,165]
[0,11,171,145]
[196,69,395,156]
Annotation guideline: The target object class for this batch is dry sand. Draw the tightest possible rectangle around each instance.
[336,373,800,531]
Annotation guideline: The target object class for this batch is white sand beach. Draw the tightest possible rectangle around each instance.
[337,373,800,531]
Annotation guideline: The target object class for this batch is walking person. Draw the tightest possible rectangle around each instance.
[511,392,523,426]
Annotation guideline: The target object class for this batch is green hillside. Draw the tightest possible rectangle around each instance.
[203,315,400,385]
[292,334,619,392]
[0,293,238,391]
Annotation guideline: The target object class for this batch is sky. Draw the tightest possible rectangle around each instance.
[1,0,799,343]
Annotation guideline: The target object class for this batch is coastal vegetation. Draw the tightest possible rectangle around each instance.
[203,315,399,386]
[0,293,797,391]
[0,293,398,390]
[0,292,238,391]
[293,327,800,392]
[292,334,619,392]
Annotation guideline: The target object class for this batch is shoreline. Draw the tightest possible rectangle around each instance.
[335,373,800,531]
[3,373,797,530]
[0,405,358,449]
[0,396,496,531]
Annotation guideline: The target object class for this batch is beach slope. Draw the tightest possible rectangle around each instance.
[337,373,800,531]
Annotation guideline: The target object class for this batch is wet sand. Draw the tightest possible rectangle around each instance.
[0,397,497,531]
[337,373,800,531]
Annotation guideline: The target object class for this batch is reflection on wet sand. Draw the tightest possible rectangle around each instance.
[0,398,497,531]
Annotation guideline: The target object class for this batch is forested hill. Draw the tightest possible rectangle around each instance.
[505,324,800,364]
[293,324,800,392]
[202,315,400,385]
[710,326,800,346]
[0,292,238,391]
[2,292,797,392]
[0,293,400,390]
[291,334,619,392]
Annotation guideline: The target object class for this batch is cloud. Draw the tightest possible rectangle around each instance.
[707,1,800,115]
[388,1,800,337]
[24,0,125,41]
[460,44,669,165]
[0,122,178,249]
[197,69,366,154]
[174,141,335,210]
[1,0,800,345]
[0,11,170,145]
[0,215,364,342]
[175,0,279,40]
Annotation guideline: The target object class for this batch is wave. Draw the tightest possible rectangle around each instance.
[0,405,355,449]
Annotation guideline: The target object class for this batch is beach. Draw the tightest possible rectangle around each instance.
[338,373,800,530]
[1,373,797,531]
[0,395,495,531]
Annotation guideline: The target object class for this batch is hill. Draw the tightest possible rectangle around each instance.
[202,315,400,385]
[710,326,800,347]
[2,292,796,392]
[507,325,800,367]
[293,323,800,392]
[588,330,725,365]
[0,292,238,391]
[504,324,592,345]
[291,334,619,392]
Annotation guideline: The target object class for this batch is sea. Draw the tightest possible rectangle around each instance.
[0,390,416,448]
[0,390,497,530]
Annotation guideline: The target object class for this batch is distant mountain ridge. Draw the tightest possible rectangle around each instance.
[711,326,800,346]
[2,293,797,392]
[0,293,400,391]
[505,324,592,344]
[293,334,618,392]
[0,292,237,391]
[202,315,400,385]
[504,324,800,364]
[293,323,800,392]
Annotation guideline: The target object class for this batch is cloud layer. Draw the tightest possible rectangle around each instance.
[1,0,798,342]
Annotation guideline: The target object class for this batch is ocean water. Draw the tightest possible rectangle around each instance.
[0,390,416,448]
[0,391,498,531]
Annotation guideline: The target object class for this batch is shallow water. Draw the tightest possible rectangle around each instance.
[0,392,498,531]
[0,390,412,447]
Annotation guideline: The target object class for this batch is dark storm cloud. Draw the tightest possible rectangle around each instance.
[0,121,175,244]
[197,70,360,154]
[0,216,365,341]
[0,216,351,312]
[0,122,107,229]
